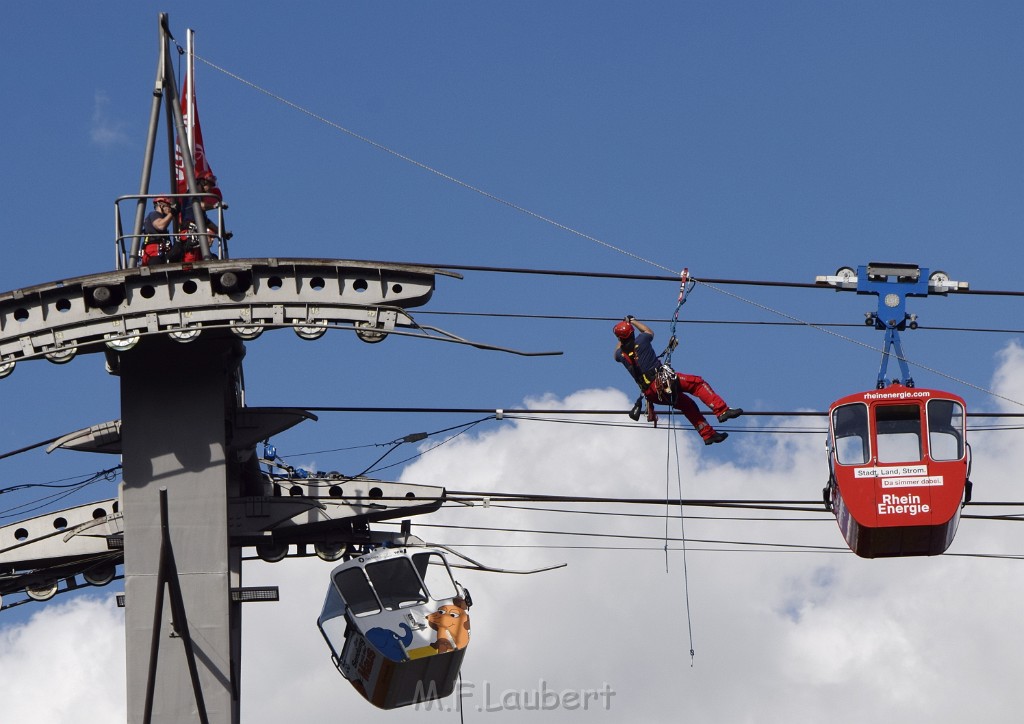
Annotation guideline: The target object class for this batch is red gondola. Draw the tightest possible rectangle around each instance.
[826,383,971,558]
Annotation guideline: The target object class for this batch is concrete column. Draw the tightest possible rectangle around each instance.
[120,333,244,723]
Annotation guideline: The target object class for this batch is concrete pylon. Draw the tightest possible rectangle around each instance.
[120,332,245,723]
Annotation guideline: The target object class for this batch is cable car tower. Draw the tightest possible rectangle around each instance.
[0,14,559,723]
[816,263,973,558]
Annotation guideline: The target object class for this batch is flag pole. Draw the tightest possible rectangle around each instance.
[186,29,195,161]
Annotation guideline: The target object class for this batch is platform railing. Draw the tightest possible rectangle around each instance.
[114,193,230,270]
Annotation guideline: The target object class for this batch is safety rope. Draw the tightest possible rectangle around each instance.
[662,268,695,367]
[664,418,697,665]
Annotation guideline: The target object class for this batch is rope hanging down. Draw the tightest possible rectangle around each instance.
[663,400,697,665]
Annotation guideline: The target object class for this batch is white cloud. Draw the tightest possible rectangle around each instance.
[0,596,125,722]
[90,90,130,147]
[4,359,1024,723]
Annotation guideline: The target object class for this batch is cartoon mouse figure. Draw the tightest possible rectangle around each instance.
[427,596,471,654]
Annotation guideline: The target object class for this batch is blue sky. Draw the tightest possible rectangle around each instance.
[3,2,1024,722]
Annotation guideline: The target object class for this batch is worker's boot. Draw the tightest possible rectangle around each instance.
[698,422,728,446]
[717,408,743,423]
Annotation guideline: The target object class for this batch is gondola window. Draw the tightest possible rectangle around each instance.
[927,399,965,462]
[334,567,381,616]
[413,551,460,600]
[832,403,870,465]
[876,404,922,463]
[366,556,429,610]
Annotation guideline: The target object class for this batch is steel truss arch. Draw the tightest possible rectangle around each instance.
[0,258,459,372]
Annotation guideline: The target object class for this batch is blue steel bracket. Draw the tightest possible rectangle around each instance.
[814,263,969,388]
[857,264,928,331]
[876,326,913,389]
[859,264,927,388]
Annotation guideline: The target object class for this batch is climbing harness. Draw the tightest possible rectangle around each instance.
[656,364,677,398]
[619,341,663,424]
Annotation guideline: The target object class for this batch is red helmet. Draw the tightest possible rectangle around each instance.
[154,196,172,206]
[613,320,635,339]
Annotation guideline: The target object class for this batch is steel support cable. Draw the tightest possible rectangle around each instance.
[296,406,827,415]
[382,537,1024,560]
[442,500,1024,524]
[431,541,841,553]
[447,492,824,508]
[193,55,671,272]
[503,415,828,434]
[293,406,1024,418]
[418,540,1024,559]
[405,263,1024,298]
[445,493,1024,515]
[361,418,492,476]
[274,416,494,461]
[966,501,1024,506]
[416,308,1024,336]
[177,54,1024,381]
[448,495,1024,518]
[193,45,1024,346]
[1,468,120,521]
[140,27,1024,311]
[410,263,820,286]
[195,51,1024,340]
[408,520,851,551]
[0,436,63,462]
[0,410,1018,474]
[411,515,1024,555]
[0,549,121,581]
[285,416,1015,442]
[1,485,99,520]
[0,413,1017,468]
[440,493,1024,520]
[693,278,1024,408]
[0,469,119,496]
[426,542,841,552]
[419,263,1024,406]
[460,501,830,522]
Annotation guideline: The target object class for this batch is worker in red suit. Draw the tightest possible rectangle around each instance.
[613,317,742,445]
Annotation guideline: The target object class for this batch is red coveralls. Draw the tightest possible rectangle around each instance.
[616,331,729,441]
[644,373,728,441]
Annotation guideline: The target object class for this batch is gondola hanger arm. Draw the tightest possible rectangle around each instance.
[432,543,566,574]
[407,321,563,357]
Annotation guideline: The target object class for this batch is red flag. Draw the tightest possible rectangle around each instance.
[174,73,221,203]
